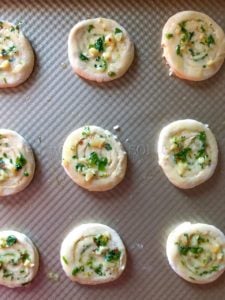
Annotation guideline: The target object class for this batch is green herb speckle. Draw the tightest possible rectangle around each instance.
[108,71,116,77]
[79,53,89,61]
[88,152,108,171]
[104,143,112,151]
[105,248,121,262]
[115,28,122,34]
[94,36,105,52]
[176,44,182,56]
[88,24,94,32]
[72,265,84,276]
[75,163,85,172]
[94,234,109,247]
[166,33,173,39]
[15,154,27,171]
[6,235,17,246]
[62,256,68,265]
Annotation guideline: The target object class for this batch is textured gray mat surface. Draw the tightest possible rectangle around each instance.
[0,0,225,299]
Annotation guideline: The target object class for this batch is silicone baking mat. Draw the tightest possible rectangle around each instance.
[1,0,225,299]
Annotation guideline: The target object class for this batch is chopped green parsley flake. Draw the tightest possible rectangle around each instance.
[115,28,122,34]
[104,143,112,150]
[166,33,173,39]
[88,152,108,171]
[81,244,91,254]
[94,36,105,52]
[94,264,104,276]
[20,251,29,263]
[178,244,204,256]
[6,235,17,246]
[10,21,22,32]
[188,48,195,56]
[87,24,94,32]
[3,269,14,279]
[200,25,206,32]
[108,71,116,77]
[176,44,182,56]
[1,45,17,57]
[193,53,208,61]
[206,34,215,47]
[176,233,209,258]
[179,22,194,42]
[93,234,109,247]
[75,163,85,172]
[62,256,68,265]
[79,53,89,61]
[105,248,121,262]
[199,265,219,276]
[94,56,107,71]
[189,276,196,280]
[82,126,91,136]
[174,147,191,163]
[72,265,84,276]
[23,171,29,177]
[15,154,27,171]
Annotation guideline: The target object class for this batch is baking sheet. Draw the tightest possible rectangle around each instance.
[1,0,225,299]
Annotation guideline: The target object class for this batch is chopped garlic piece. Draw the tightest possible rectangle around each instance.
[212,245,220,253]
[23,259,34,268]
[89,47,99,57]
[114,33,123,42]
[102,52,111,60]
[0,60,10,69]
[177,162,188,176]
[90,137,105,148]
[105,34,115,46]
[85,169,95,182]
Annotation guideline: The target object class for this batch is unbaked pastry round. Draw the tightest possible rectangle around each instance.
[60,223,127,285]
[157,119,218,189]
[0,230,39,288]
[68,18,134,82]
[62,125,127,191]
[0,21,34,87]
[167,222,225,284]
[162,11,225,81]
[0,129,35,196]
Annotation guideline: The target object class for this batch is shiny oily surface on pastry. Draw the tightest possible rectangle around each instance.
[167,222,225,284]
[62,126,127,191]
[0,230,39,288]
[0,21,34,87]
[60,223,126,285]
[157,119,218,189]
[0,129,35,196]
[68,18,134,82]
[161,11,225,81]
